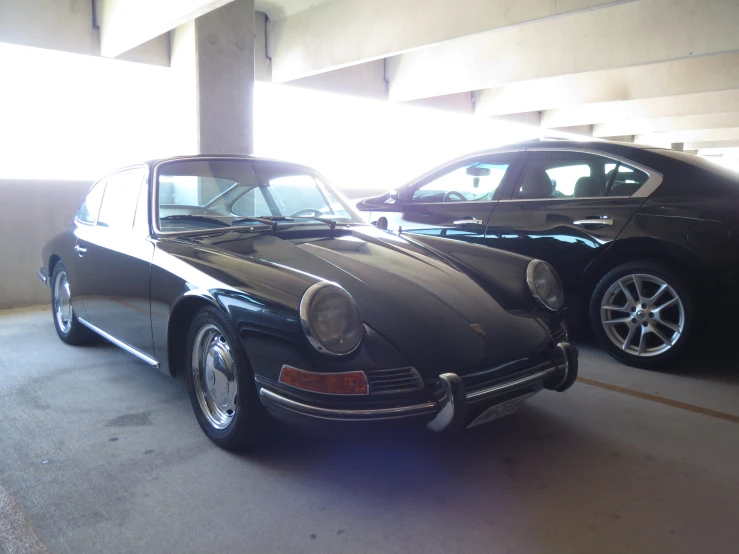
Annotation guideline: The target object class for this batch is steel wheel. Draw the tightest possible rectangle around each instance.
[53,269,73,335]
[600,273,685,357]
[191,324,239,430]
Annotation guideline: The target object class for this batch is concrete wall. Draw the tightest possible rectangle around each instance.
[0,179,381,309]
[0,180,91,309]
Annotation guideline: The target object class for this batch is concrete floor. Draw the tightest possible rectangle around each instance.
[1,306,737,554]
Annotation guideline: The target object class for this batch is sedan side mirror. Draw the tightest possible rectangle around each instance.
[374,216,388,230]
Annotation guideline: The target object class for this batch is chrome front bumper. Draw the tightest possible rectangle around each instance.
[258,342,578,432]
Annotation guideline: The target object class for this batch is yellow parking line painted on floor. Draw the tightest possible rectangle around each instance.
[0,481,49,554]
[577,377,739,424]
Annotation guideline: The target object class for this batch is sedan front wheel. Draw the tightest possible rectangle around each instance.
[589,262,694,369]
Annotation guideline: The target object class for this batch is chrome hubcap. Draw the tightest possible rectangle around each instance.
[191,324,238,430]
[53,270,73,334]
[601,273,686,357]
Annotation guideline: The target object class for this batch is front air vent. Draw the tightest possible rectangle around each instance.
[365,367,424,395]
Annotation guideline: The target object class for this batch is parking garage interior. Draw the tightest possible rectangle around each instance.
[1,1,738,553]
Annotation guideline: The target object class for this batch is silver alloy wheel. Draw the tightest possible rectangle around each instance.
[191,324,238,430]
[600,273,685,357]
[53,270,73,334]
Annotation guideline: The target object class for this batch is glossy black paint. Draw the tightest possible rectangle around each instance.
[357,140,739,314]
[40,156,566,414]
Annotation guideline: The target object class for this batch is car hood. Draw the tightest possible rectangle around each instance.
[162,226,552,376]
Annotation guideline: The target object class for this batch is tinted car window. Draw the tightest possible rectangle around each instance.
[606,164,650,197]
[98,170,145,229]
[514,151,649,199]
[76,181,106,224]
[412,160,512,203]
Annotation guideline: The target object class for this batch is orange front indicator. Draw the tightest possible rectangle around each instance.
[279,365,369,395]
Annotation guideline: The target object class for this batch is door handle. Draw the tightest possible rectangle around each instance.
[573,216,613,226]
[74,244,87,257]
[453,218,483,226]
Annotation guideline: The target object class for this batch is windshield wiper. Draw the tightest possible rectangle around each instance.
[231,215,284,227]
[289,216,338,230]
[160,215,230,227]
[233,215,339,231]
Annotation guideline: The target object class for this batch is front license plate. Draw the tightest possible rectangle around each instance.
[467,393,534,429]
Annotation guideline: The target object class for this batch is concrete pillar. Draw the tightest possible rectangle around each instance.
[171,0,255,155]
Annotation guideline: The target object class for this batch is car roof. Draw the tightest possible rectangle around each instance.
[141,153,313,170]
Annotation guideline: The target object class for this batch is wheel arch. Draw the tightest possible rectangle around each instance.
[583,237,711,307]
[166,294,220,378]
[48,254,61,277]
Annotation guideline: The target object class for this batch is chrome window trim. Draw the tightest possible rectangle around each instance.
[504,147,664,201]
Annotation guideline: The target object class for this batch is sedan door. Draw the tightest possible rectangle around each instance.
[74,167,156,358]
[371,152,524,245]
[485,149,656,292]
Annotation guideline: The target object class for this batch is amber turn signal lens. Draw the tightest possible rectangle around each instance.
[279,365,368,395]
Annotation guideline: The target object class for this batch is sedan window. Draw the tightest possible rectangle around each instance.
[513,151,649,199]
[412,161,510,203]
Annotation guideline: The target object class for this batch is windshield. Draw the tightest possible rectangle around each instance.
[156,159,363,232]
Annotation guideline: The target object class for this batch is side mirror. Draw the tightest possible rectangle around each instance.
[374,216,388,230]
[389,188,412,203]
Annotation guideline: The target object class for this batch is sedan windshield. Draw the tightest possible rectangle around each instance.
[156,159,363,232]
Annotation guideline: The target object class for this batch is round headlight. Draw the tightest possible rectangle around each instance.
[299,282,363,356]
[526,260,564,311]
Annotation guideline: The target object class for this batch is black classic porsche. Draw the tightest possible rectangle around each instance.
[38,155,577,450]
[357,140,739,369]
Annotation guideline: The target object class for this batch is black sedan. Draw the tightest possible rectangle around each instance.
[38,155,577,450]
[356,140,739,369]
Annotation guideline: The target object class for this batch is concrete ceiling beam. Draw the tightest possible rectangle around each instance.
[635,128,739,148]
[593,112,739,138]
[542,88,739,130]
[96,0,235,58]
[268,0,621,83]
[388,0,739,102]
[476,52,739,117]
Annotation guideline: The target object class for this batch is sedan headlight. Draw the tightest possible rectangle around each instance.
[299,282,363,355]
[526,260,564,311]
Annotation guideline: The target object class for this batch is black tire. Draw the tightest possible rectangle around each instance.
[50,262,95,345]
[185,306,268,450]
[589,261,694,370]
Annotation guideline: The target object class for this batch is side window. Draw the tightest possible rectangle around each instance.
[514,152,622,199]
[98,170,145,229]
[412,157,513,203]
[76,181,106,224]
[606,163,650,197]
[514,152,652,199]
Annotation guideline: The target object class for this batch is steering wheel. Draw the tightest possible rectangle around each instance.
[290,208,324,217]
[443,190,466,202]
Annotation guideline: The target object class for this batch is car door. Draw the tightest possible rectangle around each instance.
[486,149,656,292]
[372,152,524,245]
[74,167,155,357]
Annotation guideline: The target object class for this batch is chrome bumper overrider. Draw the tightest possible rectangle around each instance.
[37,268,49,287]
[258,342,579,432]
